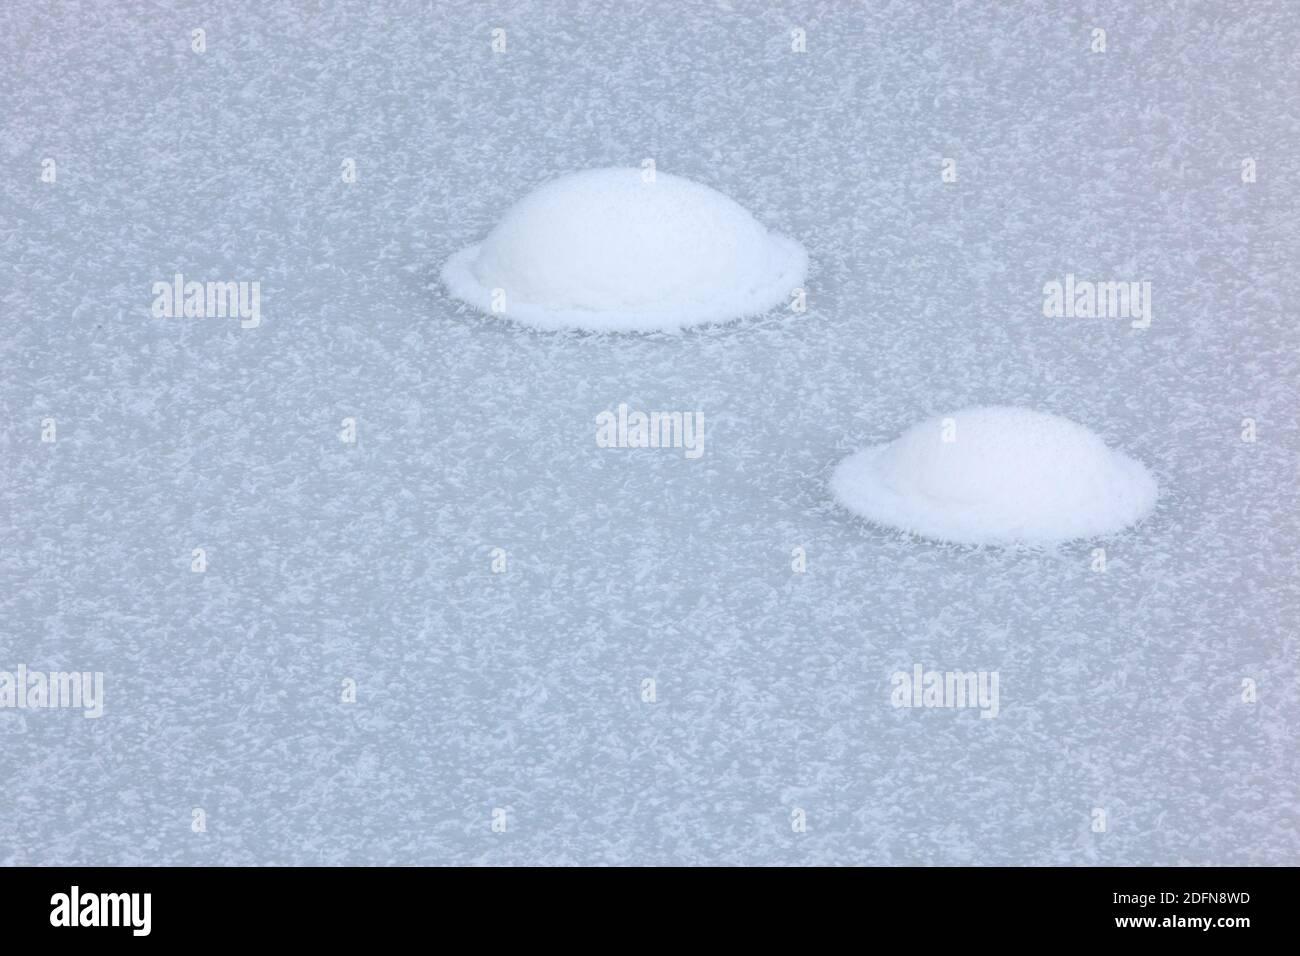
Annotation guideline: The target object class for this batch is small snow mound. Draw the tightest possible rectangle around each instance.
[831,406,1158,546]
[441,167,807,332]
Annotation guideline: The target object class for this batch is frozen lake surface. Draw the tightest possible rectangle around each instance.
[3,0,1298,865]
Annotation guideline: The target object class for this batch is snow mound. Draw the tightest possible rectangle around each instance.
[830,406,1158,546]
[441,167,808,332]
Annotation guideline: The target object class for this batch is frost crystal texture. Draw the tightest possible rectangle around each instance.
[442,167,808,332]
[831,406,1158,546]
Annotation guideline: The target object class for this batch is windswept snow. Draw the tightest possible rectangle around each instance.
[832,407,1158,546]
[4,1,1300,867]
[441,167,807,332]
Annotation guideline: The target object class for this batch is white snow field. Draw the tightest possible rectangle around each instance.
[3,1,1300,866]
[442,167,807,331]
[831,406,1158,546]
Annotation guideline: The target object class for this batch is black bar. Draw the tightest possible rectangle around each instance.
[0,866,1282,941]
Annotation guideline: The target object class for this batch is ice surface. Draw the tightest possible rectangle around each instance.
[442,167,807,331]
[3,1,1299,866]
[831,406,1158,546]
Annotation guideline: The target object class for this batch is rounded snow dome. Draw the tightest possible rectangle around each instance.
[831,406,1158,546]
[441,167,808,332]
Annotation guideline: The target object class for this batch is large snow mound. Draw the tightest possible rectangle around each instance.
[831,406,1159,546]
[441,167,808,332]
